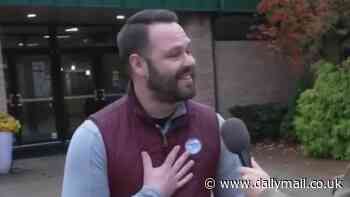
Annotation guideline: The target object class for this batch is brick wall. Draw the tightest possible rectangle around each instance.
[215,41,297,118]
[182,14,216,108]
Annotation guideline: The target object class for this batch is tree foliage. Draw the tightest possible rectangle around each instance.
[251,0,350,66]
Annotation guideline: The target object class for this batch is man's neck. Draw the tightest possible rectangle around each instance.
[133,82,177,119]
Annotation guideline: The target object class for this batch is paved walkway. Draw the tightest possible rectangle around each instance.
[0,142,349,197]
[252,142,349,197]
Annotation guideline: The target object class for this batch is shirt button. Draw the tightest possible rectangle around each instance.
[155,124,161,129]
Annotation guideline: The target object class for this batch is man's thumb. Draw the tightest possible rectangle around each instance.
[141,151,153,170]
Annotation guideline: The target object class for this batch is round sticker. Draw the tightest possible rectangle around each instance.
[185,138,202,155]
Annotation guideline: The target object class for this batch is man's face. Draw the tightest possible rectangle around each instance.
[144,22,196,103]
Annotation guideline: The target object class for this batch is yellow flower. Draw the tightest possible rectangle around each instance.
[0,112,21,133]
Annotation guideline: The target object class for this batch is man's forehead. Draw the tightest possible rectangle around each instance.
[148,22,191,50]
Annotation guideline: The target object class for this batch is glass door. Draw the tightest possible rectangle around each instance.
[61,54,95,137]
[9,55,57,143]
[60,52,129,137]
[1,25,128,144]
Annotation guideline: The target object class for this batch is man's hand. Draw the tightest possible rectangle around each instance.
[239,157,270,197]
[141,145,195,197]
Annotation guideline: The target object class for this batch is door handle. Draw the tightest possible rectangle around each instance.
[94,89,105,101]
[8,94,15,107]
[16,94,23,107]
[9,93,23,107]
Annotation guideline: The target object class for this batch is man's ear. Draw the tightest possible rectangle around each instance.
[129,53,148,77]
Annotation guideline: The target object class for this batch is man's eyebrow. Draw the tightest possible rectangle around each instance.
[168,45,183,51]
[166,39,192,51]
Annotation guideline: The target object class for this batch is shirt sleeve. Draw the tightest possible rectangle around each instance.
[214,114,245,197]
[61,120,162,197]
[61,120,110,197]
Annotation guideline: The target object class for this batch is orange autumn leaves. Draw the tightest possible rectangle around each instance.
[251,0,333,66]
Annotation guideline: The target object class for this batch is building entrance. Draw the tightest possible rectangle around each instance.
[2,25,127,145]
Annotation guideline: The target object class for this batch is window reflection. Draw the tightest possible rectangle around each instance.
[61,55,95,96]
[1,26,48,49]
[58,26,114,48]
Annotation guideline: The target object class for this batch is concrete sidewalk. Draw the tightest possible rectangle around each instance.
[0,154,65,197]
[0,142,348,197]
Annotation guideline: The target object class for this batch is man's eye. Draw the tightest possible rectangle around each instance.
[168,51,181,58]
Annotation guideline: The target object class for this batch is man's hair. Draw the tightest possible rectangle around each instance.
[117,9,179,74]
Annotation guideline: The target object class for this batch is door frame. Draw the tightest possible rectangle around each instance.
[2,25,122,145]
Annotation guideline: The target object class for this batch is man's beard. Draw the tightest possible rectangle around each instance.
[145,58,196,103]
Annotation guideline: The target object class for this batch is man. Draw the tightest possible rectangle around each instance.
[61,9,266,197]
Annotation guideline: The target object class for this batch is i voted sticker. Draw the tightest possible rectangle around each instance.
[185,138,202,155]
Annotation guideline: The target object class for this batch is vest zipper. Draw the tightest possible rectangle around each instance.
[162,134,168,147]
[155,124,168,147]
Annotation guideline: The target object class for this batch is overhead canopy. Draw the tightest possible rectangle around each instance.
[0,0,259,12]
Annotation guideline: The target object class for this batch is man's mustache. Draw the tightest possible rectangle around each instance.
[176,65,196,79]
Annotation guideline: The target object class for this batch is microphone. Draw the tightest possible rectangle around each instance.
[221,118,252,167]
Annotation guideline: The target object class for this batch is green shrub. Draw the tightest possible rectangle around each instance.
[229,103,288,141]
[294,59,350,160]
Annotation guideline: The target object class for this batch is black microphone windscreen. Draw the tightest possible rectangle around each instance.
[221,118,251,154]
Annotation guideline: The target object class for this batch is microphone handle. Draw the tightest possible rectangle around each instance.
[238,149,252,167]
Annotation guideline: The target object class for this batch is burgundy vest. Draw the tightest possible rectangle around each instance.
[90,91,220,197]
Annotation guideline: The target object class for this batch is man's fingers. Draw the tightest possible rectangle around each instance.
[175,160,194,180]
[141,151,153,170]
[238,166,257,175]
[251,157,263,170]
[172,151,190,172]
[176,172,194,188]
[163,145,181,167]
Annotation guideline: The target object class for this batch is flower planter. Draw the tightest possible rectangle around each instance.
[0,132,13,174]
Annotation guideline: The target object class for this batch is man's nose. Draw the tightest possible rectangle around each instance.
[184,53,196,66]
